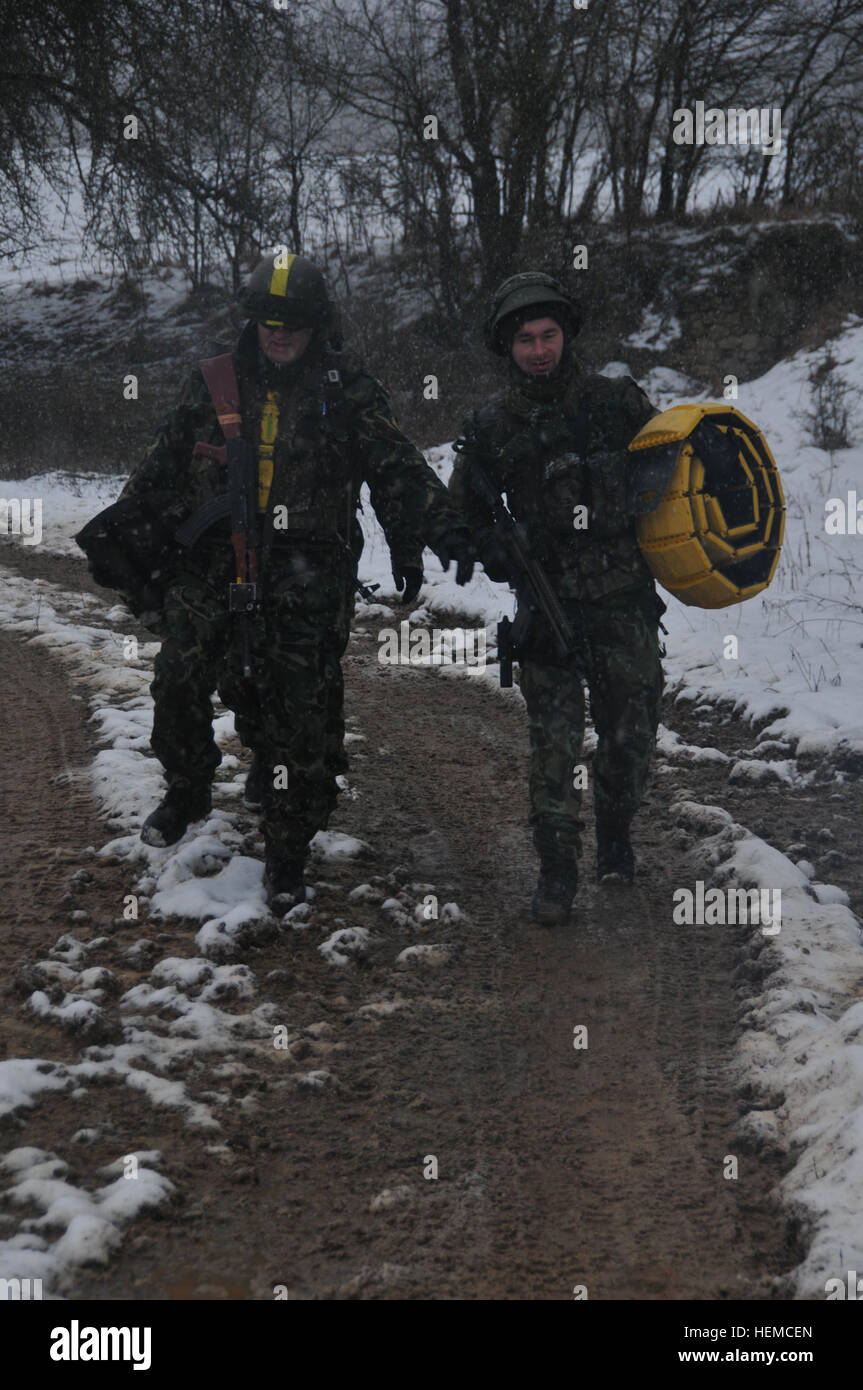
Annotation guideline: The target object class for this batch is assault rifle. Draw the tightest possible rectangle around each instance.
[225,436,261,681]
[178,437,261,680]
[176,356,380,649]
[174,355,261,678]
[469,458,578,687]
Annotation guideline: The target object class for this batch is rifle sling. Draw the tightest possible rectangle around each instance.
[175,355,363,602]
[192,353,254,582]
[199,353,243,442]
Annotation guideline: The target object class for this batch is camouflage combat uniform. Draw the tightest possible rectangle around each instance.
[449,349,666,872]
[120,320,465,869]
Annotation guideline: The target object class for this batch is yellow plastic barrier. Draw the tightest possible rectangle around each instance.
[628,403,784,608]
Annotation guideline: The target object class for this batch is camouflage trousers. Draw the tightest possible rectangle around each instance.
[518,585,665,869]
[150,552,353,864]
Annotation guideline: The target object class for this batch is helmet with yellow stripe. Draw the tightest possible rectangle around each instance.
[238,251,332,331]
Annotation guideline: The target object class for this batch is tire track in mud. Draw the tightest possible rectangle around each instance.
[323,640,794,1298]
[2,625,91,932]
[0,626,135,1063]
[0,548,798,1299]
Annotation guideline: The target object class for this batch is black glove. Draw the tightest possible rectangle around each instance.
[392,563,424,604]
[433,530,476,586]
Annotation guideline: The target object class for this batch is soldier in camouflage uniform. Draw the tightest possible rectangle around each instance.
[117,252,474,910]
[449,272,666,925]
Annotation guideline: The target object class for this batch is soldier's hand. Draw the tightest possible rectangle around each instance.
[434,531,476,586]
[392,564,424,604]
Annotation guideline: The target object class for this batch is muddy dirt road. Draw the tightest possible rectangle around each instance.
[3,546,842,1299]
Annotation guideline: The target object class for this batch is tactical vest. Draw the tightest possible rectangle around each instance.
[466,373,655,603]
[183,352,370,571]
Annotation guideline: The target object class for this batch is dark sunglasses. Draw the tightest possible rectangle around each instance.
[259,316,313,333]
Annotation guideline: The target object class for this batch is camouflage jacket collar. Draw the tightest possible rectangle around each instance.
[503,347,589,420]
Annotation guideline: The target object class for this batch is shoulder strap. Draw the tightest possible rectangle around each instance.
[196,354,259,587]
[199,354,243,439]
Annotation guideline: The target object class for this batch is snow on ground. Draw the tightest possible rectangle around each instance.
[641,326,863,773]
[0,146,748,290]
[0,551,465,1295]
[0,1146,174,1296]
[0,566,374,946]
[0,472,123,556]
[3,324,863,1296]
[671,796,863,1297]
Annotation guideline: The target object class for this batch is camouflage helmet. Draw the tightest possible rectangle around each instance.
[238,251,332,330]
[484,271,581,355]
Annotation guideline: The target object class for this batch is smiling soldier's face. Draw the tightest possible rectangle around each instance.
[510,316,564,376]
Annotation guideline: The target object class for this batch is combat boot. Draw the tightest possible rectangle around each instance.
[531,864,578,926]
[264,857,307,914]
[141,782,212,848]
[243,753,264,811]
[596,822,635,884]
